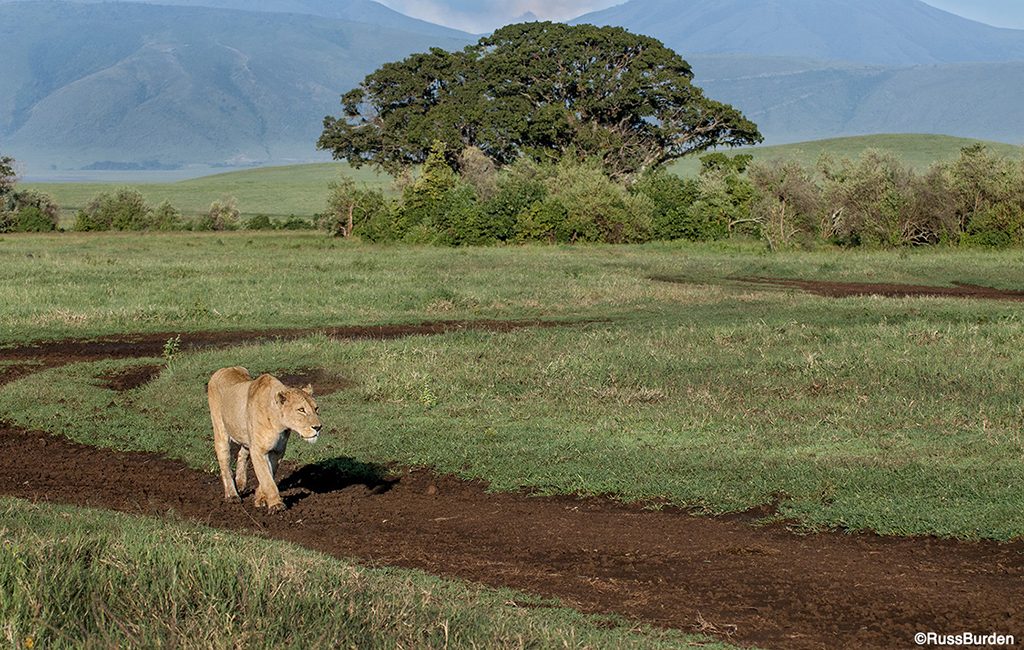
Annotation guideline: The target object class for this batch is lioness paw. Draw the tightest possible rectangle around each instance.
[268,501,286,513]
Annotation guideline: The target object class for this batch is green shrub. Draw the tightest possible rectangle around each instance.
[74,188,151,231]
[820,150,915,247]
[541,158,653,243]
[195,197,240,231]
[632,170,699,241]
[150,201,183,231]
[961,203,1024,248]
[12,206,54,232]
[322,177,394,239]
[514,197,567,243]
[1,189,60,233]
[479,160,549,242]
[748,159,822,249]
[279,216,315,230]
[246,214,275,230]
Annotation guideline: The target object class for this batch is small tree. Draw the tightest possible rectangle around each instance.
[747,159,822,250]
[819,150,915,247]
[323,176,391,238]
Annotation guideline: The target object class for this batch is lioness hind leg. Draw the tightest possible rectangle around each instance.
[235,446,250,494]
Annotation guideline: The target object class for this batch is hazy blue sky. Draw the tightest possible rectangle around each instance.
[375,0,1024,32]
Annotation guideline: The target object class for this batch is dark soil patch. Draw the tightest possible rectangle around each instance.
[652,275,1024,301]
[96,363,163,392]
[740,277,1024,301]
[1,424,1021,650]
[272,368,355,396]
[0,319,576,367]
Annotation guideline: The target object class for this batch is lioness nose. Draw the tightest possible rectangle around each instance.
[313,425,323,433]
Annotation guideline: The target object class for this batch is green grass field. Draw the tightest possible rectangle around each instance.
[0,498,720,649]
[25,134,1024,225]
[23,162,390,224]
[2,233,1023,540]
[3,233,1024,646]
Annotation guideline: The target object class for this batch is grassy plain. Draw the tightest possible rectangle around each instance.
[23,162,389,225]
[0,498,716,649]
[1,233,1023,541]
[25,134,1023,225]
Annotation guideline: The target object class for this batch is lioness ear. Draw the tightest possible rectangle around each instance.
[276,391,288,406]
[302,384,314,395]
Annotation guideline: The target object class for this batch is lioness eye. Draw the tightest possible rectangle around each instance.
[298,407,306,414]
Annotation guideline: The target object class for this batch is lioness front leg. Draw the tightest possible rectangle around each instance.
[214,429,241,503]
[251,448,285,512]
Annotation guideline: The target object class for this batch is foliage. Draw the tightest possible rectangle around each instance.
[322,176,394,239]
[393,141,486,245]
[246,214,275,230]
[1,189,60,233]
[478,159,549,243]
[196,197,240,231]
[149,200,183,231]
[943,144,1024,246]
[631,169,699,241]
[700,154,756,240]
[748,160,822,250]
[74,188,152,231]
[319,22,761,181]
[523,157,653,244]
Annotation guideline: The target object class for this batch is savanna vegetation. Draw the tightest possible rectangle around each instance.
[2,234,1023,542]
[1,498,716,649]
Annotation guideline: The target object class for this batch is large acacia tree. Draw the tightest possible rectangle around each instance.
[318,22,762,181]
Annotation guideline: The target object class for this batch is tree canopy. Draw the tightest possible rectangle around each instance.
[318,22,762,181]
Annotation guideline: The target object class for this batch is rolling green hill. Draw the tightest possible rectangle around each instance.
[25,163,389,222]
[27,134,1022,223]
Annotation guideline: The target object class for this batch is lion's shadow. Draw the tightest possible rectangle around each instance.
[278,456,396,504]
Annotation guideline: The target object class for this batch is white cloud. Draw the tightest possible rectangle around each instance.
[377,0,625,33]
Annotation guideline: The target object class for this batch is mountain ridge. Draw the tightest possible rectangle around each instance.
[572,0,1024,65]
[5,0,1024,174]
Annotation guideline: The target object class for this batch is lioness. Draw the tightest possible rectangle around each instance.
[207,366,322,512]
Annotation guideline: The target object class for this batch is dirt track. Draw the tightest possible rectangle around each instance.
[2,315,1023,649]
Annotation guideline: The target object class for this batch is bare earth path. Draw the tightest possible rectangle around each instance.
[1,313,1022,650]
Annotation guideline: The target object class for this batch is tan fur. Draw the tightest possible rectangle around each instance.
[207,366,322,512]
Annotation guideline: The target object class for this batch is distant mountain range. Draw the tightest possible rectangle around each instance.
[572,0,1024,65]
[0,1,472,170]
[922,0,1024,29]
[3,0,1024,175]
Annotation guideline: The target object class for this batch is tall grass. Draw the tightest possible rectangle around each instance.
[0,498,719,649]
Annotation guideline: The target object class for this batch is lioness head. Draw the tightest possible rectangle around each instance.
[276,385,322,443]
